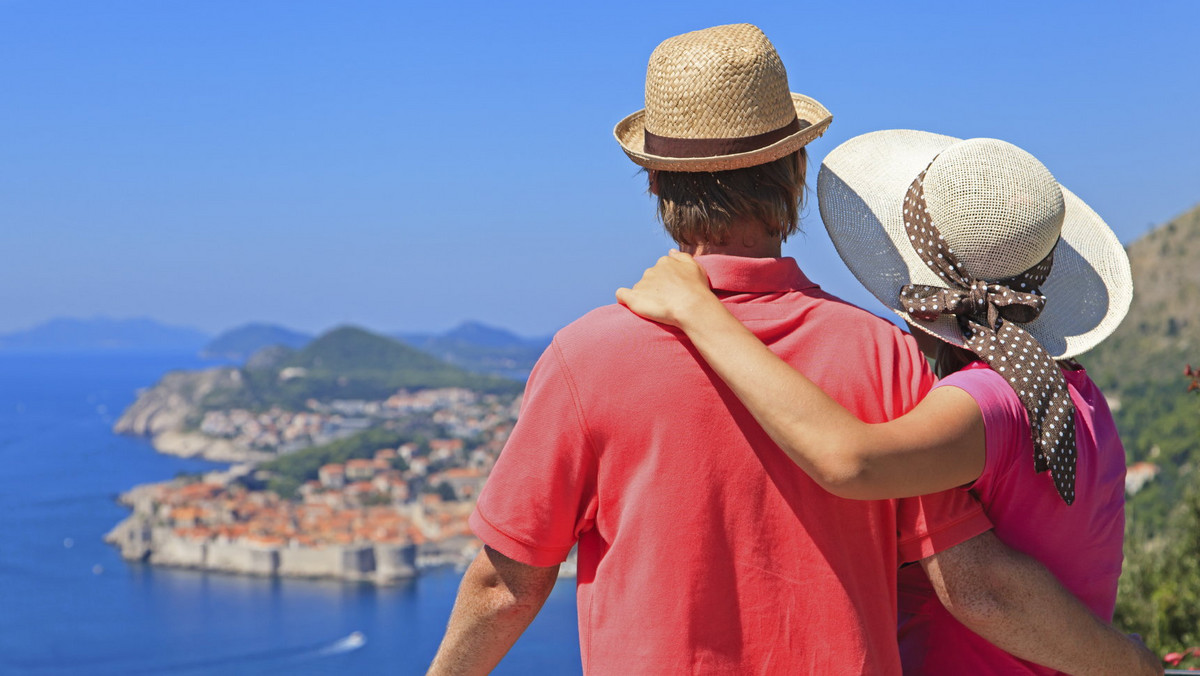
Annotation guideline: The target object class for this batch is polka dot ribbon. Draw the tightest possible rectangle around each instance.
[898,166,1078,505]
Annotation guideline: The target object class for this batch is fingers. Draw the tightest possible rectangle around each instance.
[658,249,708,288]
[665,249,700,276]
[618,249,704,311]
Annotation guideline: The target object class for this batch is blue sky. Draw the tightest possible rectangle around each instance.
[2,0,1197,337]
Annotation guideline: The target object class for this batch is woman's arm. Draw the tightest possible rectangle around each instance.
[616,251,985,499]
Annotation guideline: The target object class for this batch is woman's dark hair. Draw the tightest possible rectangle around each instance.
[933,341,979,379]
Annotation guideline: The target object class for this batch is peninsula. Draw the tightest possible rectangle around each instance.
[106,326,573,583]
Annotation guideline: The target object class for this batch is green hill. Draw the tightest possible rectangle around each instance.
[1086,201,1200,657]
[291,325,457,374]
[1086,202,1200,391]
[1080,203,1200,529]
[200,326,522,411]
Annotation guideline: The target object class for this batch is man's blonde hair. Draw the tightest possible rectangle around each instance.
[652,149,807,246]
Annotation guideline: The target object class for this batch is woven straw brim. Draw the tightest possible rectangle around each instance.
[614,94,832,172]
[817,129,1132,359]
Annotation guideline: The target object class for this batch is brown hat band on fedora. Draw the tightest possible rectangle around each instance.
[643,117,804,159]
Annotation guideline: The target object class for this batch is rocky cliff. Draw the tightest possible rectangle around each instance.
[113,368,270,462]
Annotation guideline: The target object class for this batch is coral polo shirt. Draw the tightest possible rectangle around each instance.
[471,255,991,674]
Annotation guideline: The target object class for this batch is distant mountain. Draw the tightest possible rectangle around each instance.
[441,321,540,349]
[0,317,209,353]
[201,323,313,361]
[200,325,522,411]
[395,321,551,380]
[1083,202,1200,529]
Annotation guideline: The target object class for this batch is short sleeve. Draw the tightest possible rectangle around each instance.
[886,339,993,563]
[469,339,598,567]
[896,489,993,564]
[932,366,1029,500]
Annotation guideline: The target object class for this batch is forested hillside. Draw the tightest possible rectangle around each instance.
[1084,203,1200,528]
[1089,202,1200,657]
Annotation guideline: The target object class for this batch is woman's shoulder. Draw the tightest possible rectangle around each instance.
[933,361,1021,406]
[933,360,1030,456]
[934,362,1031,501]
[939,361,1103,406]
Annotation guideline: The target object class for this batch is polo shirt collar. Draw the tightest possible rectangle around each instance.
[697,254,818,294]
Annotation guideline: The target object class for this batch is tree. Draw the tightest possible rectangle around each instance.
[1151,468,1200,651]
[1115,364,1200,657]
[435,481,457,502]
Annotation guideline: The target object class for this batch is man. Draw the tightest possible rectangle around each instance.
[429,24,1159,675]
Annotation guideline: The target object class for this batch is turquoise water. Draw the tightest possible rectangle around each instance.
[0,353,580,675]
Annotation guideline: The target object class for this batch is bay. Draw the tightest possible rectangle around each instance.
[0,353,581,675]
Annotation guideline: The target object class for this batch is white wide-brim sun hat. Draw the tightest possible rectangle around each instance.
[817,129,1132,359]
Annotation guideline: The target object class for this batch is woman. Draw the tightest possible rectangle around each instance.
[617,131,1135,674]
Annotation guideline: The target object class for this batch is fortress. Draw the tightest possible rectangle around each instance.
[107,514,420,584]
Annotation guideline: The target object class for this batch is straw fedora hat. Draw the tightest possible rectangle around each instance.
[817,130,1132,359]
[614,24,832,172]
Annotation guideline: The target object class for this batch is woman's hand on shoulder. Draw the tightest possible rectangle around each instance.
[616,250,719,329]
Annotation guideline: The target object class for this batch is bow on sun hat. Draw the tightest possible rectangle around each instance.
[817,131,1133,504]
[614,23,833,172]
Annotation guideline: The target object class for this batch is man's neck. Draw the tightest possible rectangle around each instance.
[680,223,783,258]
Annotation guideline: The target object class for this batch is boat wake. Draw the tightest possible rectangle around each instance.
[317,631,367,656]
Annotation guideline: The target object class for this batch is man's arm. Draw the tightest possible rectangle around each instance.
[427,546,560,676]
[924,531,1161,676]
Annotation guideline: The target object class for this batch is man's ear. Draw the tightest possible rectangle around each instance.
[647,170,660,196]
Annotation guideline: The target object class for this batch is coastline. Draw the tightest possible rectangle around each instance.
[2,339,582,674]
[103,358,579,586]
[111,366,273,463]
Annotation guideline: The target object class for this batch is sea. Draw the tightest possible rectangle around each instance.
[0,352,581,675]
